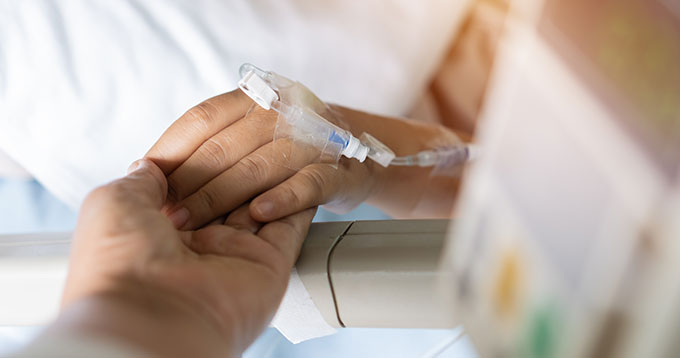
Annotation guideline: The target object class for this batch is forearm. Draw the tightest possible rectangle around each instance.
[48,281,236,358]
[338,106,467,218]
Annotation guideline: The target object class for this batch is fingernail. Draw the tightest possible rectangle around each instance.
[127,159,147,174]
[167,207,190,229]
[254,201,273,218]
[232,224,258,234]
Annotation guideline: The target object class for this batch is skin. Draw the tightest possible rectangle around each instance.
[26,90,467,357]
[145,89,466,230]
[45,159,316,358]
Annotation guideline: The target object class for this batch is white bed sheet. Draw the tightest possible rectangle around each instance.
[0,0,470,208]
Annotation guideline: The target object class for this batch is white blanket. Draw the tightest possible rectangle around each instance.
[0,0,468,207]
[0,150,30,178]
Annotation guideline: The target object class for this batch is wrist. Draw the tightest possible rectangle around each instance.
[362,153,389,203]
[332,104,462,217]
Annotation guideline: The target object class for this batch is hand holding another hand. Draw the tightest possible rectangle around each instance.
[59,159,315,357]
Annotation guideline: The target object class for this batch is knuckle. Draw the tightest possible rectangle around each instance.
[165,176,181,202]
[196,186,220,213]
[279,183,304,208]
[299,169,329,200]
[253,106,278,126]
[84,186,115,207]
[185,101,218,131]
[243,106,277,137]
[200,136,231,168]
[237,154,269,183]
[280,219,304,240]
[82,183,132,217]
[94,182,134,203]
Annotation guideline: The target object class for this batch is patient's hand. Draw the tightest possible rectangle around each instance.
[145,90,379,229]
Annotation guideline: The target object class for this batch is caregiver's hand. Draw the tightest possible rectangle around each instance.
[145,90,377,230]
[59,159,316,357]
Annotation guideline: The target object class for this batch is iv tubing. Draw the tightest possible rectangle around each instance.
[389,146,476,168]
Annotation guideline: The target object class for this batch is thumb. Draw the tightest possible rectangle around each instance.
[78,159,168,234]
[112,158,168,210]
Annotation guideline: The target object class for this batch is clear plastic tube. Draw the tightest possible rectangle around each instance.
[272,101,369,163]
[390,146,474,169]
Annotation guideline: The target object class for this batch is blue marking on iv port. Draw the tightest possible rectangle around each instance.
[328,130,349,149]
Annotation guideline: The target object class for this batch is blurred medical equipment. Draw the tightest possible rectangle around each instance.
[441,0,680,357]
[238,64,476,172]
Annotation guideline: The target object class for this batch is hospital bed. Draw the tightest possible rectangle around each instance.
[0,219,473,358]
[2,0,680,356]
[0,219,451,328]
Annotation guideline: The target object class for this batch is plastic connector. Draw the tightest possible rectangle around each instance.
[360,133,395,167]
[236,64,400,168]
[341,136,369,163]
[238,70,279,110]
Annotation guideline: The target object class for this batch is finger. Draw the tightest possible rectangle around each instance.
[256,207,317,268]
[79,159,168,230]
[171,140,317,230]
[166,107,277,202]
[187,225,278,264]
[207,215,227,226]
[105,159,167,209]
[174,143,291,229]
[186,208,316,274]
[144,90,253,175]
[249,164,339,222]
[224,204,263,234]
